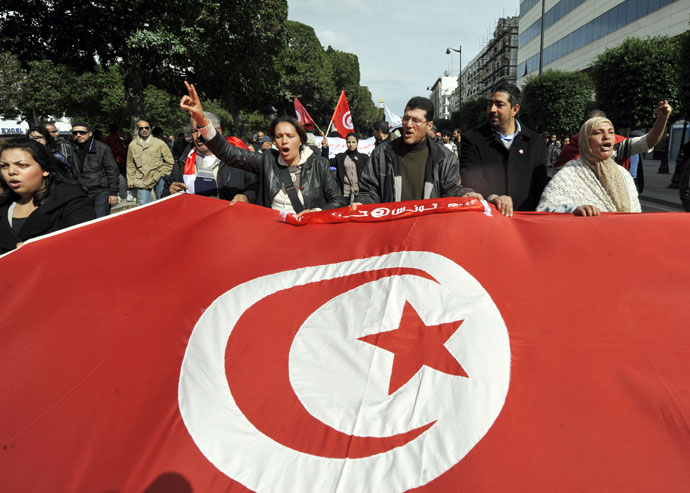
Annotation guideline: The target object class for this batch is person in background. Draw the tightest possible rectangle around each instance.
[0,139,95,253]
[320,132,369,204]
[441,129,457,156]
[42,122,75,166]
[164,111,258,204]
[28,127,69,166]
[372,120,390,147]
[71,122,120,217]
[102,123,133,202]
[126,119,174,205]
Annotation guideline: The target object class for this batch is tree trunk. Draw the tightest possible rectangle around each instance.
[122,58,146,134]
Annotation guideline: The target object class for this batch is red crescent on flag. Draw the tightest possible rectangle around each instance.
[226,267,439,459]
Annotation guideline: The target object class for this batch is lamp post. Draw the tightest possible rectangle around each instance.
[446,45,462,108]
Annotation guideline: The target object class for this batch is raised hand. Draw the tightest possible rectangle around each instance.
[180,82,209,127]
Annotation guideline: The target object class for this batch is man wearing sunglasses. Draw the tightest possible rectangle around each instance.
[71,122,120,217]
[126,119,174,205]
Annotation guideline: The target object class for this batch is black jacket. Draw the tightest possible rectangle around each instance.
[0,182,96,253]
[71,138,120,195]
[358,135,472,204]
[162,144,259,203]
[321,146,369,202]
[460,123,548,211]
[204,133,346,210]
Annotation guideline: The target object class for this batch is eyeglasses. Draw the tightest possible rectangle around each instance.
[401,116,428,127]
[138,126,150,130]
[72,130,89,135]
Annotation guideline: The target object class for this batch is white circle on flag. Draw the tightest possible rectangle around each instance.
[342,110,353,130]
[179,251,511,492]
[296,112,303,123]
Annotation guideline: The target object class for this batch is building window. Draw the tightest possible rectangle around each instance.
[520,0,680,78]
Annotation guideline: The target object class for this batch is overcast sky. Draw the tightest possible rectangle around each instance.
[287,0,519,117]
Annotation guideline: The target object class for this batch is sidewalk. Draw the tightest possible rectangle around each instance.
[638,158,685,211]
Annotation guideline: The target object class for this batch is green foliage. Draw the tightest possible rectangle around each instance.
[66,66,128,129]
[0,52,26,119]
[590,36,680,129]
[521,70,593,134]
[202,100,235,135]
[0,2,378,137]
[451,98,489,132]
[0,54,71,125]
[677,29,690,117]
[239,111,270,137]
[351,86,379,134]
[143,86,189,135]
[276,21,336,125]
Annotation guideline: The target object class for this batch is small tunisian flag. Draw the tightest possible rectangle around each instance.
[294,97,316,130]
[331,90,354,138]
[2,196,690,491]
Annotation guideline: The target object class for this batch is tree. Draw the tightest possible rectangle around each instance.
[0,52,26,120]
[0,1,287,129]
[190,0,288,131]
[590,36,681,130]
[351,86,379,134]
[451,98,488,132]
[0,53,71,126]
[521,70,593,135]
[677,28,690,119]
[275,21,336,127]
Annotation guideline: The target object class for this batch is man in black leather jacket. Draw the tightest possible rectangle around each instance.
[357,96,479,204]
[71,122,119,217]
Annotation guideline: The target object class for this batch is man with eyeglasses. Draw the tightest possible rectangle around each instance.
[126,119,174,205]
[460,82,548,217]
[71,122,120,217]
[357,96,480,204]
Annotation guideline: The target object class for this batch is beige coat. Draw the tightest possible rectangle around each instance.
[126,137,174,189]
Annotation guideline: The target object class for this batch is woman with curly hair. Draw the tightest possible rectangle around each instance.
[0,139,95,253]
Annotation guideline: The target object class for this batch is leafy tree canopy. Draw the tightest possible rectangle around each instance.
[521,70,593,135]
[451,98,489,132]
[590,36,681,130]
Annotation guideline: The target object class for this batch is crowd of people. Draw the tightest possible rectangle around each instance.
[0,80,674,253]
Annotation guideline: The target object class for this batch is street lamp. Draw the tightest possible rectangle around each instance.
[446,45,462,107]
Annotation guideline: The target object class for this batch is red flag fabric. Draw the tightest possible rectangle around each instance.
[2,195,690,491]
[331,90,354,138]
[294,97,316,130]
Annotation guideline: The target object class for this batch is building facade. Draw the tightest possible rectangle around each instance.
[459,16,519,103]
[517,0,690,86]
[428,76,457,121]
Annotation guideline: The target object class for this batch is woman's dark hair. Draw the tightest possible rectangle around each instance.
[268,116,307,145]
[0,139,78,206]
[27,126,53,146]
[346,132,359,141]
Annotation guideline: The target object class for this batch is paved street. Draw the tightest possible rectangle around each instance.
[637,158,685,212]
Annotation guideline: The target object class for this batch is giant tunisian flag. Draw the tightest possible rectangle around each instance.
[1,195,690,492]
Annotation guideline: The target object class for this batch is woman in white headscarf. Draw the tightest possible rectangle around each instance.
[537,117,642,216]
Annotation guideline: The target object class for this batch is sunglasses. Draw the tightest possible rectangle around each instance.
[138,126,150,130]
[72,130,89,135]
